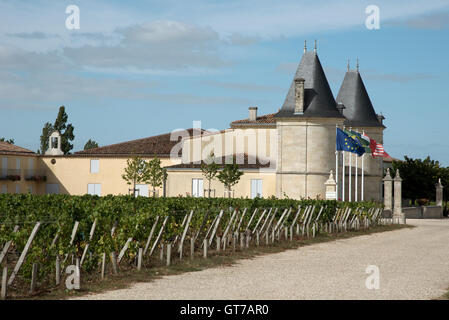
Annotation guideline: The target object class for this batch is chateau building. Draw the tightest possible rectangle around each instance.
[1,45,389,201]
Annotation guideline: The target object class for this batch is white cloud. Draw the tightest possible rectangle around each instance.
[202,80,283,92]
[62,21,229,70]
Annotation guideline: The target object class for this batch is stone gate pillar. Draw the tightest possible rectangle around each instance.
[393,169,405,224]
[435,178,443,207]
[325,170,337,200]
[383,168,393,214]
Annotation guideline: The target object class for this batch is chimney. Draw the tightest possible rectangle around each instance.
[249,106,258,121]
[337,103,345,115]
[377,113,385,125]
[294,78,305,114]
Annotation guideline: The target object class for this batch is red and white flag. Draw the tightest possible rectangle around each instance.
[362,132,390,158]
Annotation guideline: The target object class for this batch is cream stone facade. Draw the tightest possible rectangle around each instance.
[2,46,389,202]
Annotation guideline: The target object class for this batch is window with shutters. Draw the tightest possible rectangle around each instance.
[192,178,203,197]
[251,179,263,198]
[90,159,99,173]
[87,183,101,196]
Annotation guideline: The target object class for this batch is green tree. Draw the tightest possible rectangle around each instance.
[392,156,442,204]
[39,106,75,154]
[201,152,219,198]
[39,122,53,154]
[84,139,99,150]
[217,162,243,198]
[0,138,14,144]
[146,156,166,198]
[121,156,150,197]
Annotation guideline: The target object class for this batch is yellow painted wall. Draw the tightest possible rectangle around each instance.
[167,169,277,198]
[38,156,180,196]
[0,154,40,194]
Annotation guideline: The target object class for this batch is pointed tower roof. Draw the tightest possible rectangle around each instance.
[276,51,343,118]
[336,69,384,127]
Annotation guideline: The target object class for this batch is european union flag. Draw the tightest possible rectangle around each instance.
[336,128,365,156]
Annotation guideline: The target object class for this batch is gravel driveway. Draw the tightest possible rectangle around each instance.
[74,219,449,300]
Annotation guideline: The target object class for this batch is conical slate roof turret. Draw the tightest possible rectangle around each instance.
[336,69,384,127]
[276,50,343,119]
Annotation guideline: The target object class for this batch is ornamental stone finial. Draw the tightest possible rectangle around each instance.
[304,40,307,53]
[394,169,402,180]
[384,168,392,180]
[314,39,317,53]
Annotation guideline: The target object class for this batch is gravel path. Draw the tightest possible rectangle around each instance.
[74,219,449,300]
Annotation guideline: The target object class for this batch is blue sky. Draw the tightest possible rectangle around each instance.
[1,0,449,164]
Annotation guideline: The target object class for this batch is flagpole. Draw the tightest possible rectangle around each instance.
[349,127,352,202]
[335,125,339,201]
[355,140,358,202]
[342,126,345,201]
[361,153,364,201]
[362,130,366,201]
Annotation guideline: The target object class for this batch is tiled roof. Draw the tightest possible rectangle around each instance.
[230,113,277,126]
[166,154,273,169]
[74,128,207,157]
[0,141,35,156]
[383,155,399,163]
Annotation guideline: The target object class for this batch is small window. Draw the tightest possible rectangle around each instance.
[135,184,149,197]
[1,185,7,194]
[15,185,20,194]
[87,183,101,196]
[90,159,99,173]
[46,183,59,194]
[16,158,21,170]
[251,179,263,199]
[192,178,203,197]
[28,186,33,194]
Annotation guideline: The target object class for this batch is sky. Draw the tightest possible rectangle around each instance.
[1,0,449,165]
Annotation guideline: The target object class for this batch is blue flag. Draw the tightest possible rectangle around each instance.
[336,128,365,156]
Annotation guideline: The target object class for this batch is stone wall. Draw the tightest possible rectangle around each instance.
[403,206,443,219]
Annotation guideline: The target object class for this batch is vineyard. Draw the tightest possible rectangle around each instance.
[0,194,385,299]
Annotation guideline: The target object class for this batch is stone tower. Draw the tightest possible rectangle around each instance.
[275,48,345,199]
[336,65,385,201]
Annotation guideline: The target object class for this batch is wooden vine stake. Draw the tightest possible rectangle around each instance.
[55,256,61,285]
[101,253,106,278]
[63,221,79,264]
[190,237,195,260]
[208,210,224,246]
[137,248,143,271]
[30,263,38,294]
[203,239,208,258]
[8,222,41,286]
[1,266,7,300]
[117,237,132,264]
[110,252,118,275]
[0,225,19,265]
[143,216,160,256]
[166,243,171,266]
[178,210,194,258]
[149,216,169,256]
[80,218,97,266]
